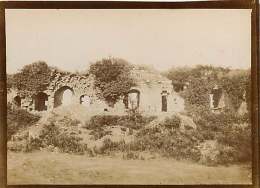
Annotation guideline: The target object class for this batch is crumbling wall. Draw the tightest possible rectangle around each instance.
[129,81,185,114]
[7,68,185,115]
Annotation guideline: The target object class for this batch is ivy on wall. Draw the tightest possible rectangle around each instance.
[164,65,250,112]
[8,61,53,97]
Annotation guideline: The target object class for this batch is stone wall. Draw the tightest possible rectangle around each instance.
[7,68,185,115]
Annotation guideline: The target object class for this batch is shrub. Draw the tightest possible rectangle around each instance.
[163,115,181,129]
[85,114,156,131]
[91,138,126,155]
[27,137,43,152]
[37,122,87,154]
[51,115,80,127]
[7,104,40,140]
[89,128,112,140]
[22,117,88,154]
[87,125,201,162]
[123,151,140,160]
[193,109,250,141]
[216,125,251,163]
[191,108,251,164]
[7,141,26,152]
[215,144,236,165]
[129,126,201,161]
[85,115,121,129]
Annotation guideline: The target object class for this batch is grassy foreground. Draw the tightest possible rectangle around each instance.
[8,151,252,185]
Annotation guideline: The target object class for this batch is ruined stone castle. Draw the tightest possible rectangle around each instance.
[7,66,247,115]
[7,67,186,115]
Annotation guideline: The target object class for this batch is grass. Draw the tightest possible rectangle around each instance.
[7,151,252,185]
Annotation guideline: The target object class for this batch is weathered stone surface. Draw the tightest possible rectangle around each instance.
[8,68,186,115]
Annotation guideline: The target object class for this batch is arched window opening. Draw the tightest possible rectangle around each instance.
[54,86,74,108]
[13,96,21,107]
[80,95,90,107]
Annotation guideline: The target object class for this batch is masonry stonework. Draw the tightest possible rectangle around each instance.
[8,68,185,115]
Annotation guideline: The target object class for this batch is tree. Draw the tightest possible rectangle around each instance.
[163,66,191,84]
[10,61,53,97]
[89,57,135,106]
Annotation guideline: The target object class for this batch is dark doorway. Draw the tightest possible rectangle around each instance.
[35,92,48,111]
[123,95,128,109]
[14,96,21,107]
[162,95,167,112]
[211,87,222,109]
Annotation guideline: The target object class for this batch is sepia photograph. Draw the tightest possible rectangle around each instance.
[2,4,257,185]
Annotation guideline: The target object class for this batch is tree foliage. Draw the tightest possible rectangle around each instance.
[164,65,250,112]
[220,71,250,110]
[7,103,40,140]
[89,57,135,105]
[9,61,53,97]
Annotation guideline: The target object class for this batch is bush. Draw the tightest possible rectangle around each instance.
[90,128,112,140]
[90,115,200,161]
[123,151,140,160]
[191,108,251,164]
[92,138,126,155]
[85,124,201,162]
[7,104,40,140]
[216,125,251,163]
[193,109,249,141]
[163,115,181,129]
[85,114,156,131]
[22,117,88,154]
[85,115,121,129]
[50,115,80,127]
[36,122,88,154]
[7,141,27,152]
[117,125,201,161]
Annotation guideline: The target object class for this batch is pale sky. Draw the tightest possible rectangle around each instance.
[5,9,251,74]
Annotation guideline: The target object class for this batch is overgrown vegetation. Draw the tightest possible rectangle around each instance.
[191,108,251,164]
[221,72,251,110]
[84,112,156,140]
[89,57,136,106]
[7,103,40,140]
[27,116,87,154]
[7,62,252,166]
[91,112,251,165]
[87,115,200,161]
[8,61,53,97]
[85,113,156,130]
[161,65,251,165]
[164,65,250,111]
[30,123,88,154]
